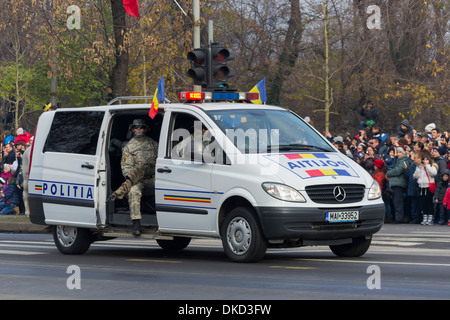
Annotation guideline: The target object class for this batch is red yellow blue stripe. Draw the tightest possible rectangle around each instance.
[164,195,211,203]
[284,153,329,160]
[306,169,351,177]
[149,75,164,119]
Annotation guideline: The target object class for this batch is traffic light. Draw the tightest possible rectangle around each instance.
[209,44,235,89]
[187,48,207,87]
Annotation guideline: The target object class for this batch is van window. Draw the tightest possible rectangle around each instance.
[207,109,333,154]
[43,111,104,155]
[168,113,201,159]
[167,112,226,164]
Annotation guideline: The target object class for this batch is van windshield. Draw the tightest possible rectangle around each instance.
[206,109,333,154]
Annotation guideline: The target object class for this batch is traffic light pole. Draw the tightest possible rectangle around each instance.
[208,20,213,43]
[193,0,201,92]
[187,5,235,91]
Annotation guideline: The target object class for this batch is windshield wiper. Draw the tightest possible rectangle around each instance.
[267,144,331,152]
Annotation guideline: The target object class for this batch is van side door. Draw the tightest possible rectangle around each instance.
[155,110,215,236]
[28,111,105,228]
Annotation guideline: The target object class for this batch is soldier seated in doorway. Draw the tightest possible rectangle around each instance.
[109,119,158,236]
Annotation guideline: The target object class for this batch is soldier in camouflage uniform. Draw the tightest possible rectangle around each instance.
[110,119,158,236]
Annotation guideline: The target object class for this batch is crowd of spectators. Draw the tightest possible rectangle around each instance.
[326,108,450,225]
[0,128,32,215]
[1,106,449,226]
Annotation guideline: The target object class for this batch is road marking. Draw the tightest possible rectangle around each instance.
[372,240,424,246]
[269,266,316,270]
[0,243,54,250]
[0,249,46,255]
[296,258,450,268]
[0,240,54,245]
[127,259,182,263]
[376,234,450,242]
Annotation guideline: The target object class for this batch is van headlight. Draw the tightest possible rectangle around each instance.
[262,183,306,202]
[368,181,382,200]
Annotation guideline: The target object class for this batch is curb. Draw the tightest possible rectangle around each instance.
[0,221,51,234]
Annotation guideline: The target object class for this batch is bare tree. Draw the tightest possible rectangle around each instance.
[268,0,303,105]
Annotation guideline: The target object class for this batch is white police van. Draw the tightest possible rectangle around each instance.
[28,92,384,262]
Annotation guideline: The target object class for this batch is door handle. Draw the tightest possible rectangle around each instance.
[81,163,94,169]
[157,167,172,173]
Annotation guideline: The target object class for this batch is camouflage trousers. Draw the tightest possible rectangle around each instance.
[110,165,153,200]
[128,178,153,220]
[110,165,154,220]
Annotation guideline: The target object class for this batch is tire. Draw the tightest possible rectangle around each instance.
[221,207,267,263]
[329,236,372,257]
[53,225,93,255]
[156,237,191,251]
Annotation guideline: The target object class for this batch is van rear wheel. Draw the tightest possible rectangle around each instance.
[221,207,267,263]
[156,237,191,251]
[329,236,372,257]
[53,225,93,255]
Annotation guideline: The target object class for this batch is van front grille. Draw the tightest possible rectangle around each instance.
[305,184,365,204]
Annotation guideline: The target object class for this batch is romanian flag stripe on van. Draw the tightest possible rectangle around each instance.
[164,195,211,203]
[306,169,351,177]
[284,153,329,159]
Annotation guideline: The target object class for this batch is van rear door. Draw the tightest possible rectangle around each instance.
[28,110,105,228]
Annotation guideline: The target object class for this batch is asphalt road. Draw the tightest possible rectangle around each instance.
[0,224,449,304]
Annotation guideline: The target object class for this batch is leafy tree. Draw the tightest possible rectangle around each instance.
[0,0,48,131]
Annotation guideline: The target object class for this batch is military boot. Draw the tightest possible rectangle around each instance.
[108,179,132,202]
[132,219,142,236]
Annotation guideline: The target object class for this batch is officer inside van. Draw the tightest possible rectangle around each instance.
[109,119,158,236]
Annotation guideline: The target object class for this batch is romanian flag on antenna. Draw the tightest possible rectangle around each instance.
[149,76,165,119]
[249,78,267,104]
[123,0,140,18]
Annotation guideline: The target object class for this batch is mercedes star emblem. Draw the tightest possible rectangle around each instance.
[333,186,346,202]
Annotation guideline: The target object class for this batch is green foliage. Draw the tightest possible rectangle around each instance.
[0,58,49,111]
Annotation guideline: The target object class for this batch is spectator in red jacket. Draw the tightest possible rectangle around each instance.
[372,159,386,191]
[14,128,31,146]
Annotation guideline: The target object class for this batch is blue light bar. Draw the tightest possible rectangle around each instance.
[212,92,239,100]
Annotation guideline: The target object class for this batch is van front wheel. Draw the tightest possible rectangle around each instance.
[53,225,93,255]
[221,207,267,263]
[329,236,372,257]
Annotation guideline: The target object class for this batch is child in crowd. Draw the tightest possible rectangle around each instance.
[414,153,438,225]
[438,170,450,225]
[1,164,13,182]
[0,177,7,203]
[383,147,397,172]
[0,177,20,215]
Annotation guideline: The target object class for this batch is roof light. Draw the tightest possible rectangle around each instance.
[204,92,213,100]
[247,92,259,100]
[212,92,238,100]
[178,91,259,102]
[178,91,204,101]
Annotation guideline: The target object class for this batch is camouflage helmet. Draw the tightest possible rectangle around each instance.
[128,118,149,131]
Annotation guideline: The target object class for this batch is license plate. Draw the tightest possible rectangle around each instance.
[325,211,359,223]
